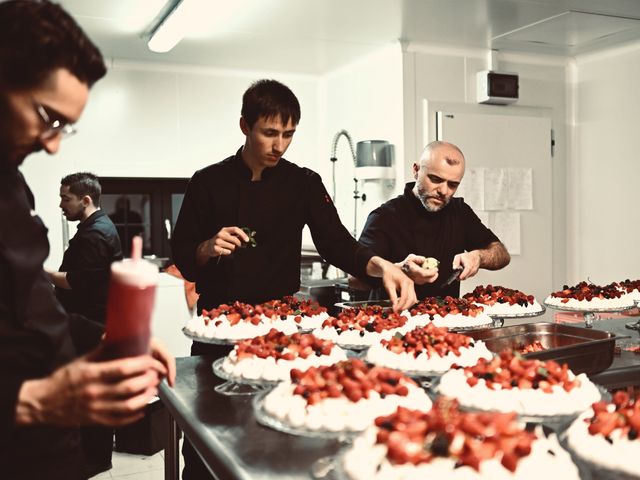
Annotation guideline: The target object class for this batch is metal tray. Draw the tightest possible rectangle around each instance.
[464,322,619,375]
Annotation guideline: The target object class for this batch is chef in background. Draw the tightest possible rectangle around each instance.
[47,172,123,476]
[355,140,510,299]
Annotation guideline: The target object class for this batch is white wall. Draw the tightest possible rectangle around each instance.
[22,61,320,269]
[21,40,586,297]
[322,42,405,239]
[402,46,569,291]
[573,42,640,283]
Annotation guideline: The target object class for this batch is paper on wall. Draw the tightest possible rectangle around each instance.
[456,167,484,211]
[507,168,533,210]
[484,168,508,210]
[490,212,521,255]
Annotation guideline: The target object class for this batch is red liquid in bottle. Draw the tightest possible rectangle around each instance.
[102,267,157,359]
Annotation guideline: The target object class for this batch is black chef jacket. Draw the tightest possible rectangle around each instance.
[0,168,85,479]
[56,209,123,324]
[359,182,500,299]
[172,148,375,310]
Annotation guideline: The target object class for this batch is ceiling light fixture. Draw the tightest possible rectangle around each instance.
[146,0,194,53]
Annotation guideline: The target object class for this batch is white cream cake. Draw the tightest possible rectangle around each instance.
[365,324,493,374]
[220,330,347,381]
[185,301,298,340]
[565,392,640,478]
[259,359,432,433]
[437,351,602,417]
[409,296,493,329]
[341,403,580,480]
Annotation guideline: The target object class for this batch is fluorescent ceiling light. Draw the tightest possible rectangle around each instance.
[147,0,197,53]
[146,0,258,53]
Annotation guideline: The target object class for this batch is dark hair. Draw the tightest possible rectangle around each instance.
[0,0,106,91]
[241,79,301,128]
[61,172,101,206]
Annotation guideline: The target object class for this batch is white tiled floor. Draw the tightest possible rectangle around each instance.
[90,440,184,480]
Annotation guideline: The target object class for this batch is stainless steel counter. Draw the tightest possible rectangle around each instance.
[588,316,640,389]
[159,356,342,480]
[159,316,640,480]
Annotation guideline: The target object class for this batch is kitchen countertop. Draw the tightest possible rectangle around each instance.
[159,316,640,480]
[159,355,343,480]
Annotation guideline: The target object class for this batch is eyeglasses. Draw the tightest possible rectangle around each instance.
[34,101,77,140]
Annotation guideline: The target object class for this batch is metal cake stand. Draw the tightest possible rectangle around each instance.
[625,299,640,331]
[486,304,546,328]
[544,301,636,328]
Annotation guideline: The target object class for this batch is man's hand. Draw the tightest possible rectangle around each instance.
[149,338,176,387]
[196,226,249,266]
[44,268,71,289]
[366,256,417,312]
[396,254,439,285]
[453,250,481,281]
[15,352,169,427]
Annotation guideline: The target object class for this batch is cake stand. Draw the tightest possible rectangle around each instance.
[253,389,356,479]
[182,328,267,395]
[485,304,546,328]
[543,302,636,328]
[624,299,640,331]
[211,358,277,396]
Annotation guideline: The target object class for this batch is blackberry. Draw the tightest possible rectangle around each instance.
[430,433,450,456]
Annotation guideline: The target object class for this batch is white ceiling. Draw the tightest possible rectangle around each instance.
[59,0,640,74]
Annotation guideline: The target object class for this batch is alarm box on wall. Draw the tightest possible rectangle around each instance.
[476,70,519,105]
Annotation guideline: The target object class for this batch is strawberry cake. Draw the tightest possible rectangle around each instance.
[261,296,330,330]
[365,323,493,374]
[218,329,347,382]
[544,282,635,310]
[257,358,431,433]
[616,279,640,302]
[565,390,640,478]
[437,350,602,417]
[340,399,580,480]
[409,296,493,329]
[312,306,415,348]
[463,285,544,316]
[184,301,298,340]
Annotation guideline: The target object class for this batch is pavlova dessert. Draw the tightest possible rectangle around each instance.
[312,306,415,348]
[219,329,347,382]
[463,285,544,316]
[616,279,640,303]
[409,296,493,329]
[341,399,580,480]
[437,350,602,417]
[565,390,640,478]
[258,358,431,433]
[545,281,635,310]
[184,301,298,340]
[261,295,330,330]
[365,323,493,374]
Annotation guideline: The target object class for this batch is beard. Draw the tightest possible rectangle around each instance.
[0,96,40,169]
[63,205,86,222]
[415,183,450,212]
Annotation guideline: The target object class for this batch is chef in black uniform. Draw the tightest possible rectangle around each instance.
[357,140,510,299]
[171,78,416,479]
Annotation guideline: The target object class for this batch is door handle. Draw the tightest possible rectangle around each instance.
[164,218,172,240]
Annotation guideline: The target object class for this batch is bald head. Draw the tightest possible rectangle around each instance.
[418,141,465,171]
[412,141,466,212]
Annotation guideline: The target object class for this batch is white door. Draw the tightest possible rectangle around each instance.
[436,111,552,302]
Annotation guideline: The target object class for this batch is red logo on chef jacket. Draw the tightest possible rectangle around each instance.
[324,194,332,204]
